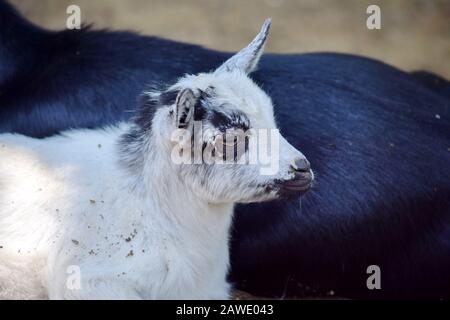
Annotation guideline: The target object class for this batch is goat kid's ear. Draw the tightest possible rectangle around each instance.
[175,88,197,129]
[215,18,271,75]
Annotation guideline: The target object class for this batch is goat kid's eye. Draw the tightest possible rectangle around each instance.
[212,132,248,160]
[215,133,238,148]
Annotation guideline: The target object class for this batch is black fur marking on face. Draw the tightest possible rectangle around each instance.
[209,109,250,132]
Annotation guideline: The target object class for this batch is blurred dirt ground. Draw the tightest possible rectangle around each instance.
[11,0,450,79]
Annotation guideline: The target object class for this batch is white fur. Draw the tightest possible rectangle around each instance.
[0,126,234,299]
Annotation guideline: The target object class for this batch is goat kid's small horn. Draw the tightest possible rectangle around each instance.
[215,18,272,75]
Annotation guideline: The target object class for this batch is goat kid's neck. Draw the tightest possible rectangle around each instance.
[119,127,234,242]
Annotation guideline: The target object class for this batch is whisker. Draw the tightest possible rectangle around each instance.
[299,197,302,215]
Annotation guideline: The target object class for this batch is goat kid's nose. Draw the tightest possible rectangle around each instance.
[291,157,310,173]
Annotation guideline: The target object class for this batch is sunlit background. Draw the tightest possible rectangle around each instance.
[12,0,450,78]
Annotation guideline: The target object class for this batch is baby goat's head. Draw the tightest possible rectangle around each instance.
[129,19,313,203]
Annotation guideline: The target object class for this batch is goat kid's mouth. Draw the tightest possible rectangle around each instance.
[275,171,313,197]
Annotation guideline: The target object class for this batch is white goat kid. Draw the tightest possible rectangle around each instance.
[0,19,313,299]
